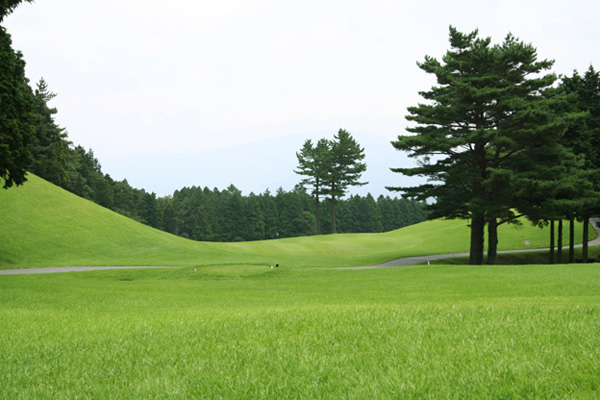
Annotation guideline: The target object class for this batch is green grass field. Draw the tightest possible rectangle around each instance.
[1,175,599,399]
[0,174,585,269]
[1,265,599,399]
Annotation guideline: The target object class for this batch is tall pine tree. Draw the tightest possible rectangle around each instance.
[390,27,574,264]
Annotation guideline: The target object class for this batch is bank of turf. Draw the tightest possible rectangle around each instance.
[0,174,586,269]
[1,175,599,398]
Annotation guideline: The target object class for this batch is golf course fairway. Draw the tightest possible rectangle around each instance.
[1,175,598,399]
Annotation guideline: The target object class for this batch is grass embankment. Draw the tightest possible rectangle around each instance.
[1,264,599,399]
[0,174,585,268]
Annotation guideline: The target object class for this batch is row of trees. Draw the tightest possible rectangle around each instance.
[21,79,429,240]
[391,26,600,265]
[160,186,426,241]
[9,74,429,241]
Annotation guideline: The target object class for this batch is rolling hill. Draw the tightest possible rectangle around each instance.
[0,174,576,269]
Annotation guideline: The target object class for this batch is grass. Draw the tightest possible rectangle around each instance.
[0,174,587,269]
[428,245,600,266]
[1,175,599,398]
[1,264,599,399]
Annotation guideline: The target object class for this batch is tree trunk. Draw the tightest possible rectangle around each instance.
[330,195,337,233]
[469,213,485,265]
[549,220,555,264]
[557,220,563,263]
[569,218,575,263]
[583,217,589,263]
[315,197,322,235]
[487,217,498,265]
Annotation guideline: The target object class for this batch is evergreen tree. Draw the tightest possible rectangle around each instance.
[390,27,574,264]
[244,193,266,241]
[295,138,331,234]
[0,25,34,188]
[28,78,71,187]
[560,66,600,261]
[324,129,367,233]
[259,189,279,239]
[0,0,33,21]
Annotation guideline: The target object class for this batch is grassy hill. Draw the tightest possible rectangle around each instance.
[0,174,581,269]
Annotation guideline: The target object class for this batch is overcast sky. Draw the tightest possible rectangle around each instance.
[4,0,600,196]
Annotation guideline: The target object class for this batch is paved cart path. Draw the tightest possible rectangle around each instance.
[347,218,600,269]
[0,266,177,275]
[2,219,600,275]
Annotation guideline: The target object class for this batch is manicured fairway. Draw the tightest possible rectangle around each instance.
[1,264,599,399]
[2,175,599,398]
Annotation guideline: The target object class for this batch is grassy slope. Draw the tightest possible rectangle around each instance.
[0,174,586,268]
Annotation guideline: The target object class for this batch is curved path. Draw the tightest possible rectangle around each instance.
[2,219,600,275]
[0,266,177,275]
[347,217,600,270]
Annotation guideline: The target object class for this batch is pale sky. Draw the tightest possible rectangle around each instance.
[4,0,600,196]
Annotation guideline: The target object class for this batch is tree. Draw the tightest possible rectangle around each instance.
[295,138,331,234]
[323,129,367,233]
[390,27,573,264]
[0,0,32,21]
[29,78,71,186]
[0,25,34,188]
[559,66,600,262]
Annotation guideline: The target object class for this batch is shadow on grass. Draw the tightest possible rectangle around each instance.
[427,246,600,265]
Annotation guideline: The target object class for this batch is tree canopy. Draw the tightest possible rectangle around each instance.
[0,25,34,188]
[390,27,576,264]
[295,129,367,233]
[0,0,32,22]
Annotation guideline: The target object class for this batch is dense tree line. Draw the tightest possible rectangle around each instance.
[0,6,427,243]
[161,186,426,241]
[34,129,427,241]
[391,27,600,264]
[17,78,427,240]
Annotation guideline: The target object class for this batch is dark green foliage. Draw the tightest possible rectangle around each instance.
[0,0,32,22]
[28,78,71,187]
[0,25,34,188]
[326,129,367,233]
[555,66,600,261]
[147,184,425,242]
[295,129,367,234]
[295,138,331,234]
[391,26,575,264]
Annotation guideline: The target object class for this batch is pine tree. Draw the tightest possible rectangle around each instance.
[323,129,367,233]
[29,78,71,186]
[390,27,574,264]
[0,0,32,21]
[295,138,331,234]
[0,25,34,188]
